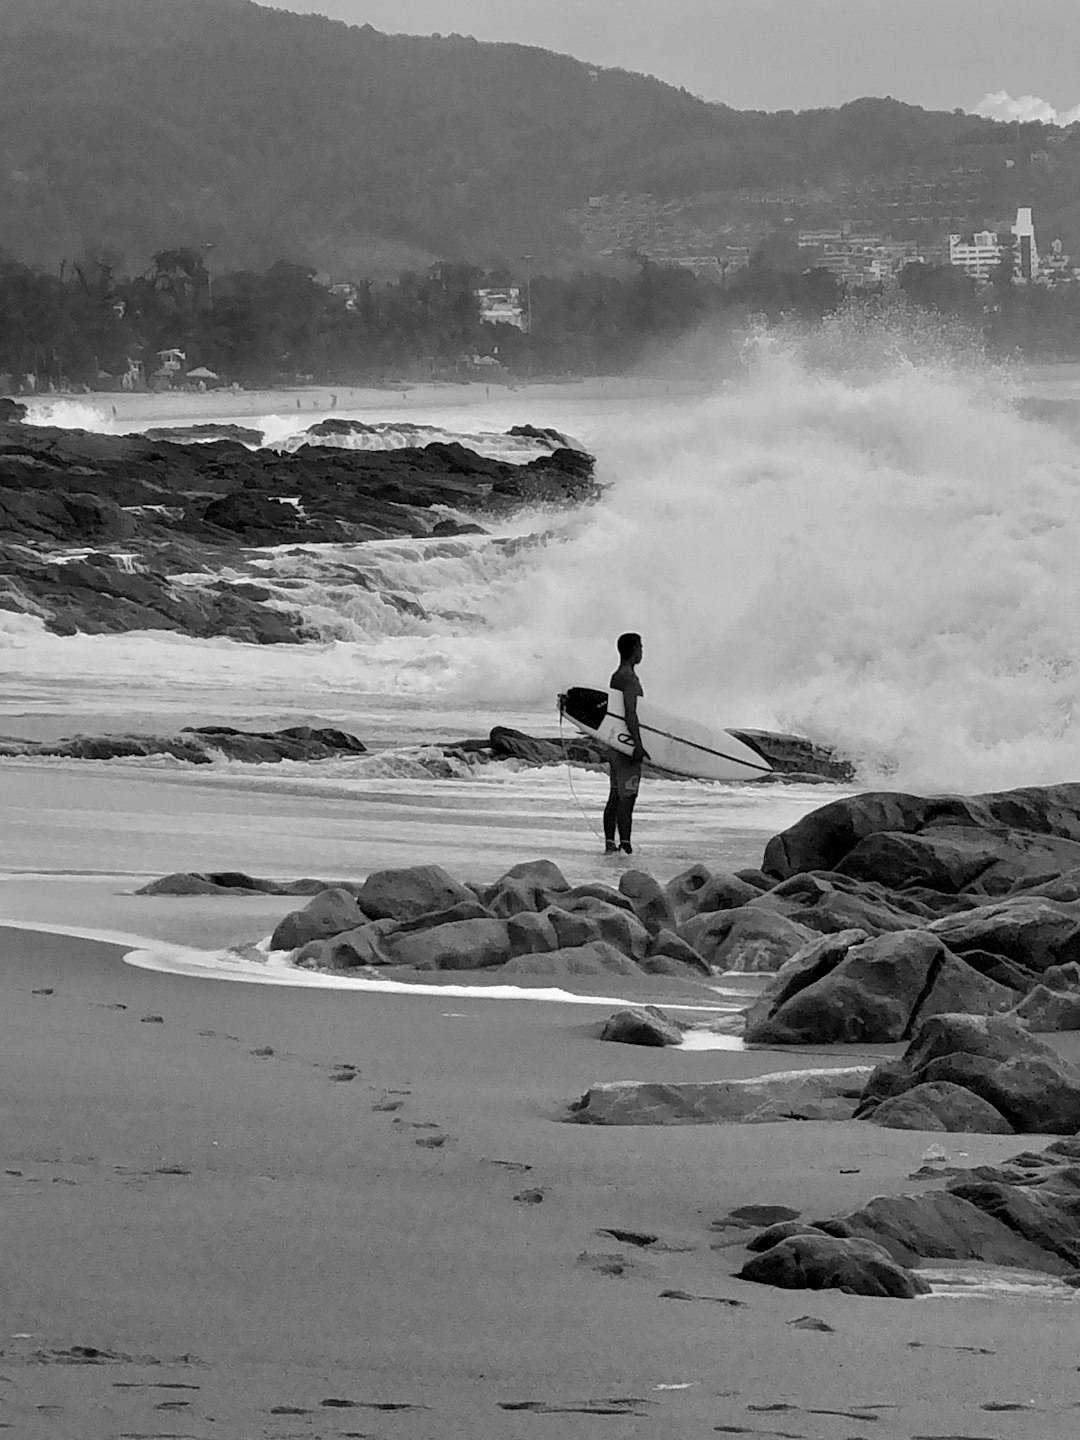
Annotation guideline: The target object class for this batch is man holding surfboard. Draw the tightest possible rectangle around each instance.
[604,632,648,855]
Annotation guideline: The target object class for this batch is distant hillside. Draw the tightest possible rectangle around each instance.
[1,0,1075,276]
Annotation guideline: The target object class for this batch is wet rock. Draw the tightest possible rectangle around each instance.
[358,864,477,922]
[928,897,1080,974]
[726,728,855,781]
[869,1081,1014,1133]
[743,929,946,1045]
[680,906,814,972]
[644,929,711,976]
[915,952,1017,1021]
[598,1006,683,1047]
[1,725,366,764]
[948,1179,1080,1267]
[665,865,759,923]
[482,859,570,917]
[1009,985,1080,1031]
[489,725,603,766]
[737,1233,930,1298]
[270,888,370,951]
[137,871,330,896]
[553,898,650,961]
[763,784,1080,888]
[746,1221,830,1251]
[618,870,676,935]
[826,1189,1070,1272]
[569,1066,873,1126]
[381,917,512,970]
[501,941,643,977]
[858,1012,1080,1134]
[506,910,561,956]
[293,919,399,970]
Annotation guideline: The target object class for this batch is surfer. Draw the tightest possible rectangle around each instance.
[604,632,648,855]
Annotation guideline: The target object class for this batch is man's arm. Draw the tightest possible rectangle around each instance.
[622,685,648,761]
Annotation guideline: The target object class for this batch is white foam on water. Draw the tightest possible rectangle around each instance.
[922,1261,1080,1301]
[10,320,1080,792]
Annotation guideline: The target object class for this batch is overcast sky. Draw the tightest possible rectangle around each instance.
[261,0,1080,117]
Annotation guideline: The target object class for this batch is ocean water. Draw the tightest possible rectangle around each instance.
[6,319,1080,887]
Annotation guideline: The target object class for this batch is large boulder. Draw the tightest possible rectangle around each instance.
[749,872,929,936]
[598,1006,683,1047]
[617,870,676,935]
[1009,985,1080,1032]
[857,1012,1080,1134]
[357,865,476,921]
[869,1081,1014,1133]
[835,825,1080,898]
[737,1234,930,1298]
[270,887,369,951]
[569,1066,873,1126]
[482,859,570,917]
[664,865,759,923]
[553,897,650,961]
[743,929,947,1045]
[914,952,1016,1021]
[762,785,1080,883]
[381,917,512,970]
[679,906,814,972]
[293,919,399,970]
[644,929,711,977]
[825,1189,1070,1272]
[928,898,1080,974]
[501,942,643,977]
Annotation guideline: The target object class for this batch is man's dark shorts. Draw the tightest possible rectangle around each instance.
[609,750,642,799]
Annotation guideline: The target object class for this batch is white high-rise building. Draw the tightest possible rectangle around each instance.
[1011,207,1038,282]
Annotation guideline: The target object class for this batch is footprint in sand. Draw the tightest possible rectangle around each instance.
[514,1188,545,1205]
[31,988,54,996]
[415,1134,449,1148]
[140,1015,164,1025]
[250,1046,275,1057]
[372,1097,403,1112]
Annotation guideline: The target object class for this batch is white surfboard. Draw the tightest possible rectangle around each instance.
[558,685,773,782]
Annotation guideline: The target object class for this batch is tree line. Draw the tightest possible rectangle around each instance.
[4,240,1078,394]
[0,247,845,391]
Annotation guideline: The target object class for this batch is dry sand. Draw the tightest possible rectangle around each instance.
[2,911,1080,1439]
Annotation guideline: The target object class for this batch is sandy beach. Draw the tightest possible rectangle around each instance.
[7,365,1080,1440]
[3,915,1079,1440]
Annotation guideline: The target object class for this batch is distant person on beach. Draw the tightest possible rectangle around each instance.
[604,632,647,855]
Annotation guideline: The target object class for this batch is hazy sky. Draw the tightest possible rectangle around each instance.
[262,0,1080,117]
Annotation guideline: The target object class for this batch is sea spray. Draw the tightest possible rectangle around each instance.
[8,327,1080,793]
[483,320,1080,790]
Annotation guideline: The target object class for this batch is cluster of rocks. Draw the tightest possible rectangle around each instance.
[737,1133,1080,1298]
[0,725,369,765]
[0,411,596,638]
[264,861,721,981]
[576,1008,1080,1137]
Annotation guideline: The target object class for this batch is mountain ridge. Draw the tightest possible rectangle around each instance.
[0,0,1071,275]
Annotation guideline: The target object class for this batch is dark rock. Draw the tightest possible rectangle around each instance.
[568,1066,873,1126]
[489,725,603,767]
[763,784,1080,887]
[664,865,759,923]
[743,929,947,1045]
[381,918,512,970]
[927,897,1080,974]
[0,725,367,764]
[617,869,676,935]
[357,864,477,922]
[948,1179,1080,1267]
[270,888,370,951]
[857,1012,1080,1134]
[829,1189,1071,1271]
[0,398,27,423]
[679,906,814,972]
[746,1221,830,1251]
[501,942,643,977]
[598,1006,683,1047]
[1009,986,1080,1031]
[719,1204,802,1228]
[137,871,333,896]
[869,1081,1014,1133]
[737,1233,930,1297]
[482,859,570,916]
[644,929,711,976]
[726,728,855,781]
[293,919,399,970]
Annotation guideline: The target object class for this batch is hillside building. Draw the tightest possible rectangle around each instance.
[476,287,527,331]
[948,229,1005,281]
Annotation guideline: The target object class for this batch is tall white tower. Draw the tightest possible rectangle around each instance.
[1012,207,1038,282]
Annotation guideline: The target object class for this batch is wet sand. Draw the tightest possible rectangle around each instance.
[4,921,1080,1440]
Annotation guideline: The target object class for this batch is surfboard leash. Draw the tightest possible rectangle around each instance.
[558,711,605,844]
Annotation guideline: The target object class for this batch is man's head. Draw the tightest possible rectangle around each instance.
[617,632,643,664]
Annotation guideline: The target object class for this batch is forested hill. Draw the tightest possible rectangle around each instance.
[0,0,1062,276]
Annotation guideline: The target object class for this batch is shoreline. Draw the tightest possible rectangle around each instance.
[0,920,1072,1437]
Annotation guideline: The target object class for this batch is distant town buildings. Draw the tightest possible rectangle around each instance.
[947,207,1078,285]
[476,287,527,330]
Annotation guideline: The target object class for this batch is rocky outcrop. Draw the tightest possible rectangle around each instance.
[137,871,332,896]
[856,1012,1080,1134]
[737,1232,930,1298]
[569,1067,874,1125]
[0,418,599,638]
[597,1006,683,1047]
[357,864,478,922]
[868,1081,1015,1133]
[0,725,368,763]
[763,784,1080,889]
